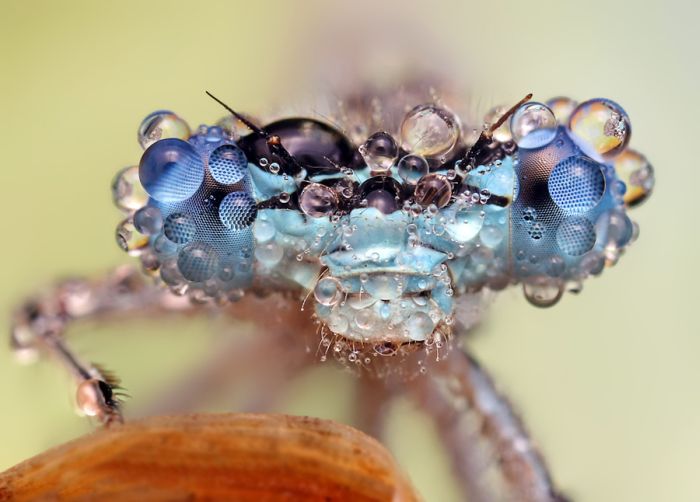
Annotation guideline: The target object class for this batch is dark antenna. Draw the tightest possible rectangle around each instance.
[462,92,533,170]
[206,91,266,137]
[205,91,303,172]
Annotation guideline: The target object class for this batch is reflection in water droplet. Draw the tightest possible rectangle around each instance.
[414,174,452,208]
[133,206,163,235]
[299,183,338,217]
[208,144,247,185]
[177,242,219,282]
[115,218,149,255]
[314,276,343,306]
[359,132,399,174]
[398,154,429,185]
[569,98,631,159]
[405,311,434,341]
[139,139,204,203]
[523,276,564,307]
[137,110,191,149]
[613,149,655,207]
[112,166,148,211]
[400,104,460,158]
[510,102,557,149]
[163,212,196,244]
[556,216,596,256]
[218,192,257,230]
[546,97,578,125]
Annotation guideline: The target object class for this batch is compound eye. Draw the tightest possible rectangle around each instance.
[238,118,355,174]
[139,138,205,203]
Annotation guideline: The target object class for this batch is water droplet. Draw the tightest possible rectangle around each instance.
[480,225,503,247]
[359,131,398,174]
[548,156,605,215]
[510,102,557,149]
[484,106,512,143]
[177,242,219,282]
[414,174,452,208]
[406,311,435,341]
[355,310,373,330]
[569,98,631,159]
[218,192,257,230]
[613,149,654,207]
[137,110,190,149]
[115,218,149,255]
[523,276,564,307]
[397,154,429,185]
[556,216,596,256]
[163,212,196,244]
[255,241,284,266]
[208,144,247,185]
[133,206,163,235]
[279,192,290,204]
[546,97,578,125]
[299,183,339,217]
[112,165,148,211]
[546,255,566,277]
[253,219,276,243]
[400,104,460,158]
[139,139,204,203]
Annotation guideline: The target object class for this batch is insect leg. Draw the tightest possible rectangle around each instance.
[9,265,202,425]
[407,346,570,502]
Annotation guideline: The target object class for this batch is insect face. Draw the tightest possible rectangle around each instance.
[113,93,653,356]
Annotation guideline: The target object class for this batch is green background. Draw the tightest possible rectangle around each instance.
[1,1,697,500]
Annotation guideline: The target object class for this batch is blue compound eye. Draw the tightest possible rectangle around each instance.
[548,155,606,215]
[208,144,247,185]
[139,138,205,203]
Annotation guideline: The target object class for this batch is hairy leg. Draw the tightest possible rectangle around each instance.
[408,344,569,502]
[10,266,206,424]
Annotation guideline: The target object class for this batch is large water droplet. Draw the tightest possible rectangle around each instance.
[163,212,196,244]
[613,149,654,207]
[414,174,452,208]
[548,156,606,215]
[556,216,596,256]
[523,276,564,307]
[299,183,339,217]
[397,154,429,185]
[138,110,191,149]
[545,97,578,125]
[359,131,399,174]
[177,242,219,282]
[139,139,204,203]
[400,104,460,158]
[569,98,631,159]
[112,166,148,211]
[218,192,257,230]
[133,206,163,235]
[208,144,247,185]
[314,277,343,306]
[405,311,435,341]
[510,102,557,149]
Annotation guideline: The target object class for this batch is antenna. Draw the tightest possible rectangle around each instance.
[205,91,303,172]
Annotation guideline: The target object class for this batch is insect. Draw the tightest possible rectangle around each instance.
[9,83,654,501]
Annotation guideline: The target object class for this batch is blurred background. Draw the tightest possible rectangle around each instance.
[0,0,697,500]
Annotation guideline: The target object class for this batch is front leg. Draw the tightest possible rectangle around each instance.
[10,266,202,425]
[408,344,569,502]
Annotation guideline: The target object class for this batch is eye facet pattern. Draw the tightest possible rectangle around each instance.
[548,155,606,215]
